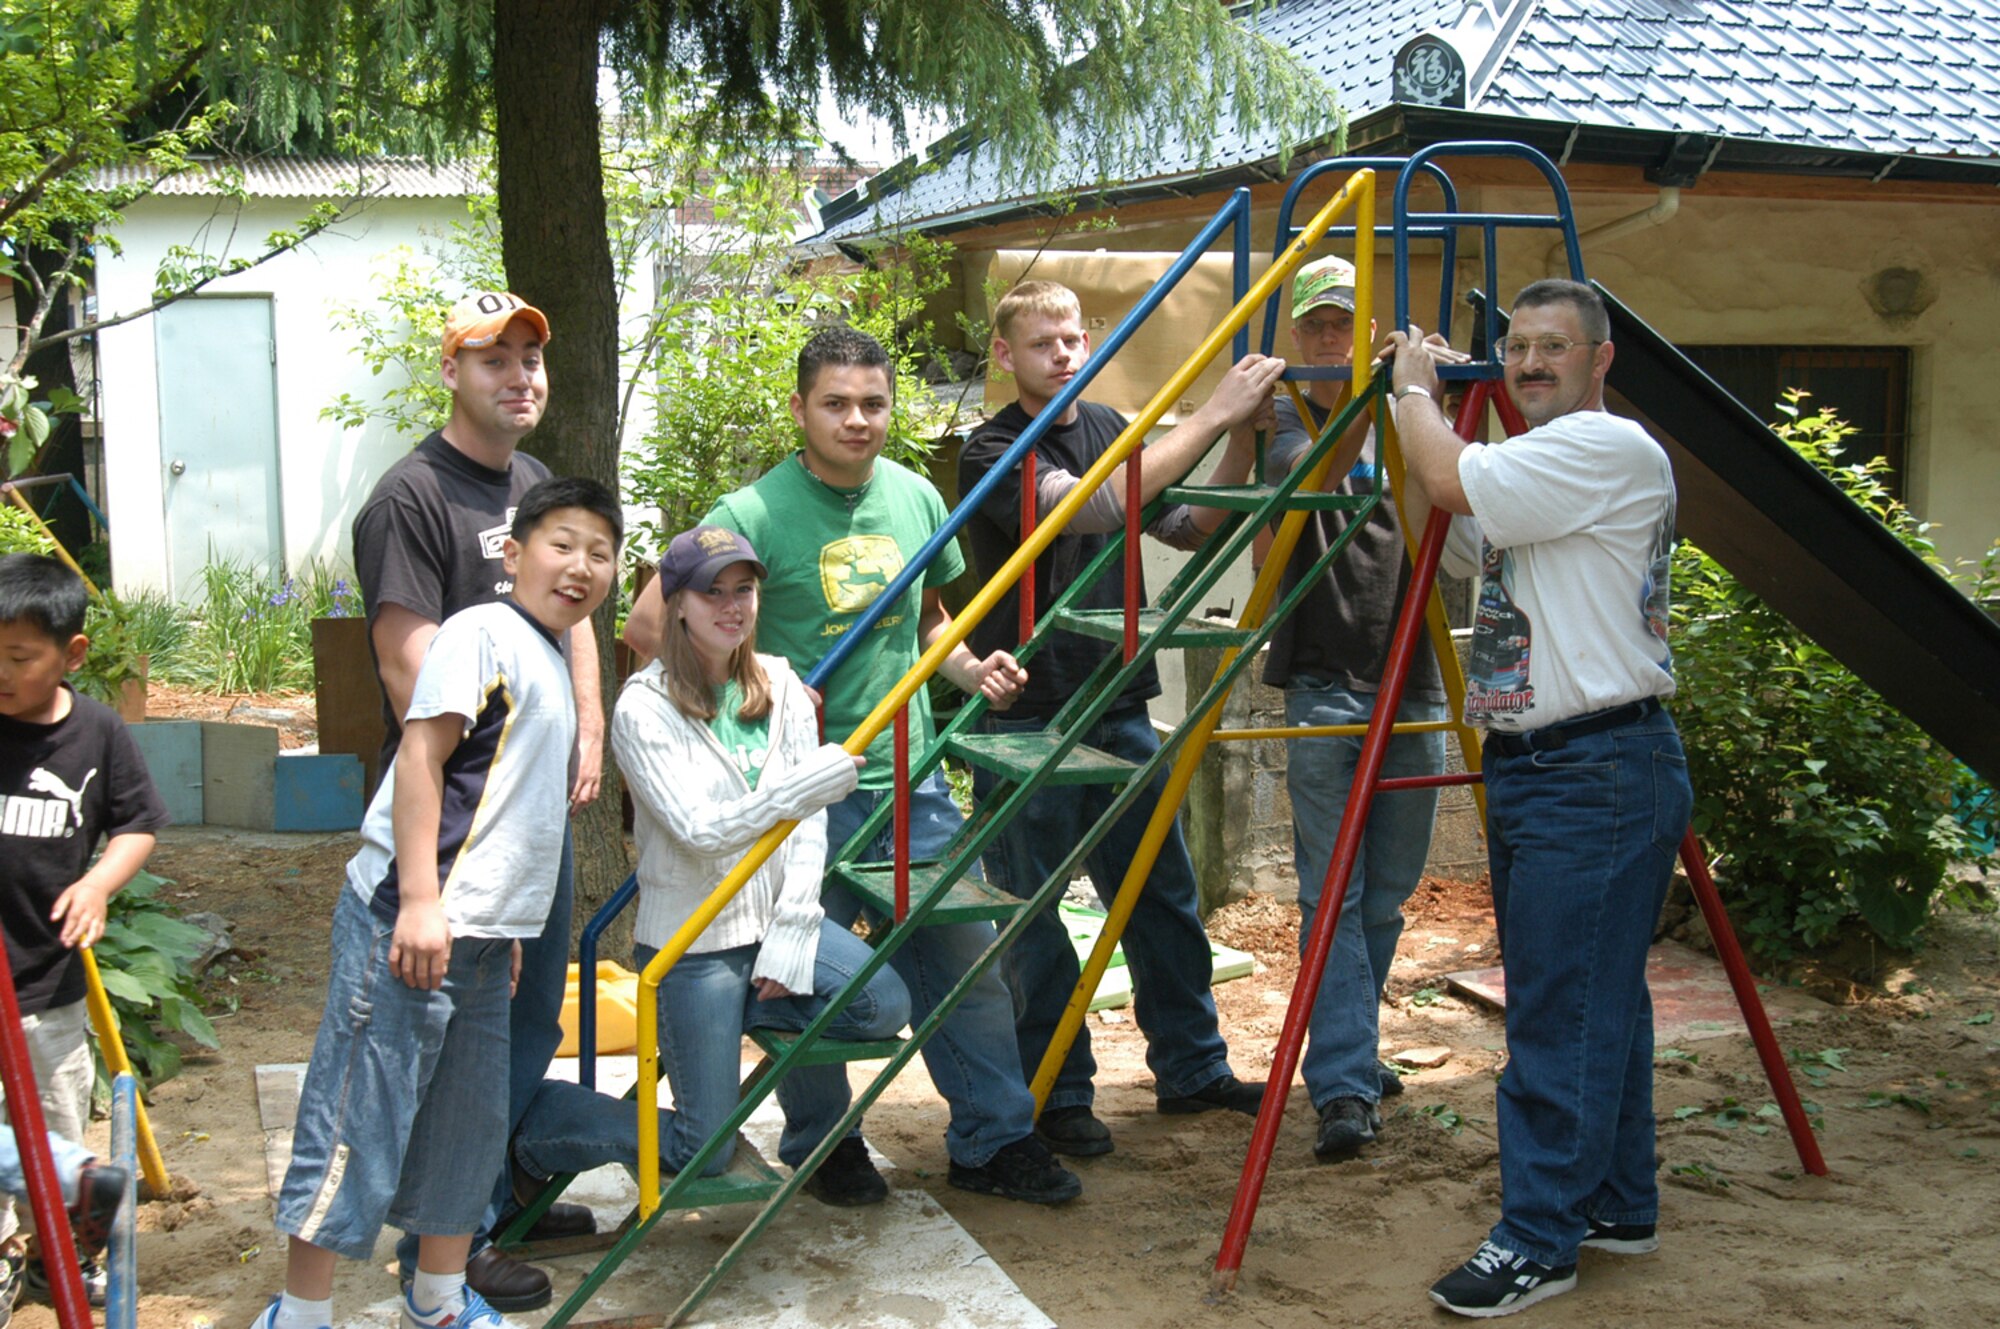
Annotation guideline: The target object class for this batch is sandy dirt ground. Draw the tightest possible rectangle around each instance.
[24,808,2000,1329]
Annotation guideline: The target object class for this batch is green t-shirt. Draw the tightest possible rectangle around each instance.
[707,453,965,789]
[708,680,771,789]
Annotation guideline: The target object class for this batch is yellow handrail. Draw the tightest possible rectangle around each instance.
[637,168,1379,1215]
[79,948,169,1193]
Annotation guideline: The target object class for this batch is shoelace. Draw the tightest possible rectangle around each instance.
[1468,1241,1518,1275]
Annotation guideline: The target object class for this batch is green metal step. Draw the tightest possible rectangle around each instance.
[825,860,1025,924]
[658,1140,785,1210]
[1160,482,1372,512]
[748,1027,905,1065]
[944,730,1138,785]
[1051,606,1255,648]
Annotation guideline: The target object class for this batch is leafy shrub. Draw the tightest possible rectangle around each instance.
[1673,394,1997,958]
[92,869,220,1088]
[0,502,58,556]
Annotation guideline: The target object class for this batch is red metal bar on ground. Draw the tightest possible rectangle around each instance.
[894,707,910,923]
[1124,444,1141,663]
[1213,384,1493,1291]
[1020,451,1037,644]
[1376,772,1484,791]
[1677,831,1829,1176]
[0,926,93,1328]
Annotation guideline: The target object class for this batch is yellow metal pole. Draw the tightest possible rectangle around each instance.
[78,948,168,1194]
[1028,173,1380,1111]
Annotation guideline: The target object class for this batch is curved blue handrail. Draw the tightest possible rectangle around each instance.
[576,872,640,1091]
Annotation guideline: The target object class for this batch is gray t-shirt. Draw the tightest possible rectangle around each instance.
[1261,395,1443,701]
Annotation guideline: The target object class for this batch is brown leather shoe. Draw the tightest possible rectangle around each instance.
[523,1201,596,1241]
[463,1247,552,1313]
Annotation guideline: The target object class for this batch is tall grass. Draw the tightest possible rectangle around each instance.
[171,558,359,694]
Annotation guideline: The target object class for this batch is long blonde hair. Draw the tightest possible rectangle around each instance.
[659,584,773,723]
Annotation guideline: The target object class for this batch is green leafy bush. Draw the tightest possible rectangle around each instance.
[92,869,220,1088]
[172,558,359,694]
[0,501,57,556]
[1673,395,1997,958]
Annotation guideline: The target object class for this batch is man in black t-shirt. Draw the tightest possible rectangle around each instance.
[350,292,602,1312]
[956,280,1281,1157]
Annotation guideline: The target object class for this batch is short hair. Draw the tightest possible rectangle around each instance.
[0,553,89,641]
[1511,279,1610,344]
[511,476,624,549]
[796,326,891,397]
[992,280,1083,343]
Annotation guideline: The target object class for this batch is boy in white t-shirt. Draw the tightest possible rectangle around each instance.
[254,478,622,1329]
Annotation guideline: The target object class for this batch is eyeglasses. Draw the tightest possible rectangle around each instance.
[1499,334,1601,363]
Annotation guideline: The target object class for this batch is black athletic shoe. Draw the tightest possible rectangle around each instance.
[947,1136,1082,1205]
[1313,1096,1377,1162]
[1429,1241,1577,1318]
[803,1137,890,1207]
[1581,1217,1659,1255]
[68,1161,128,1256]
[1035,1105,1114,1157]
[1156,1074,1266,1116]
[1378,1060,1405,1097]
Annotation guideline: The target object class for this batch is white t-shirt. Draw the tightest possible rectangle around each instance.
[345,601,576,937]
[1441,408,1677,732]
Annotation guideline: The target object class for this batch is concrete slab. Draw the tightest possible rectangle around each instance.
[202,721,279,830]
[128,720,205,826]
[255,1055,1053,1329]
[1444,940,1835,1043]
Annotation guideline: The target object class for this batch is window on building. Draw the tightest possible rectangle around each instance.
[1679,345,1911,499]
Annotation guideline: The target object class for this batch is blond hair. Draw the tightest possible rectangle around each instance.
[993,280,1083,344]
[659,586,773,724]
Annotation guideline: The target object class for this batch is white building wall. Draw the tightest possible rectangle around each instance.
[94,195,462,595]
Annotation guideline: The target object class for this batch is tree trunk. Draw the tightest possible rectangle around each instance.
[492,0,633,957]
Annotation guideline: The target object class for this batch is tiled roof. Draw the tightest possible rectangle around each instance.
[90,157,479,199]
[818,0,2000,241]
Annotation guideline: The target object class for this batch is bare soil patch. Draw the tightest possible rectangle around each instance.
[43,833,2000,1328]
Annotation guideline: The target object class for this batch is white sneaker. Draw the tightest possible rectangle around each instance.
[248,1297,330,1329]
[403,1287,519,1329]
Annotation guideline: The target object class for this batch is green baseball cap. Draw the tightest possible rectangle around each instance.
[1291,255,1358,320]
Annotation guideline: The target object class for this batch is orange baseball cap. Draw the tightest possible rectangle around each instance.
[442,291,551,358]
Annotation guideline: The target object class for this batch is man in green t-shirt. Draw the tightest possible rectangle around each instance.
[625,327,1081,1206]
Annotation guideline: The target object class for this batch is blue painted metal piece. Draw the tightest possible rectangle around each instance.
[107,1074,138,1329]
[272,753,363,831]
[803,188,1259,696]
[577,872,639,1091]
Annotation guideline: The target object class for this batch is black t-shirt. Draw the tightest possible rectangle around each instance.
[0,687,170,1013]
[1261,396,1443,700]
[958,401,1161,721]
[351,430,553,769]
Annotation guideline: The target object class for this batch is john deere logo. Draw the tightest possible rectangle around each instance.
[820,536,903,613]
[1394,36,1465,108]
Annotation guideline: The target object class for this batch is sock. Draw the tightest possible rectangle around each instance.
[410,1267,467,1313]
[274,1293,333,1329]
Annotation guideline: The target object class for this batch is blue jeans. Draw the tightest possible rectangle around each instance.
[974,706,1234,1109]
[279,888,514,1260]
[823,772,1036,1167]
[1482,711,1691,1267]
[397,827,574,1275]
[0,1128,93,1205]
[510,920,909,1177]
[1285,681,1445,1107]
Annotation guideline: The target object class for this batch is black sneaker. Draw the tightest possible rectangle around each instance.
[1313,1096,1377,1162]
[803,1136,890,1207]
[1156,1074,1266,1116]
[22,1253,107,1309]
[1581,1216,1659,1255]
[0,1249,22,1327]
[1378,1060,1405,1097]
[1035,1105,1114,1158]
[68,1160,128,1256]
[1429,1241,1576,1318]
[947,1136,1082,1205]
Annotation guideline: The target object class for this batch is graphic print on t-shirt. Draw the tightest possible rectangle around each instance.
[4,766,98,838]
[482,506,520,594]
[1466,541,1534,719]
[819,536,904,613]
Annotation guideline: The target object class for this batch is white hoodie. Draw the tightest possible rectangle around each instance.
[613,654,859,993]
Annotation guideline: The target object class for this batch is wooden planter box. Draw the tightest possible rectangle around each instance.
[312,616,386,795]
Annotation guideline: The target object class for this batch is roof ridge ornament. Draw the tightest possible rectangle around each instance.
[1393,0,1541,110]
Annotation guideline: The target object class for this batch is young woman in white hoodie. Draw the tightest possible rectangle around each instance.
[611,526,910,1207]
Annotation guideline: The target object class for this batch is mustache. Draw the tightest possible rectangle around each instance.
[1515,372,1559,384]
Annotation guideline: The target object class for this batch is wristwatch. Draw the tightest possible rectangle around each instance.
[1394,384,1433,402]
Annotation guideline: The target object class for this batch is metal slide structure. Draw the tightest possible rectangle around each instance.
[524,143,1851,1322]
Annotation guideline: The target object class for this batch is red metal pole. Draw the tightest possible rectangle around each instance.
[0,937,93,1328]
[1020,451,1037,645]
[1124,439,1142,663]
[1677,831,1829,1176]
[1213,381,1495,1291]
[894,706,910,923]
[1375,772,1484,791]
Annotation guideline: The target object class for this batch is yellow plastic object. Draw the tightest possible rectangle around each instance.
[78,948,168,1194]
[556,961,641,1058]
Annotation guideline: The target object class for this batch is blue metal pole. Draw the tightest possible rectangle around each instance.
[1392,141,1586,329]
[576,873,639,1092]
[107,1074,139,1329]
[803,187,1256,694]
